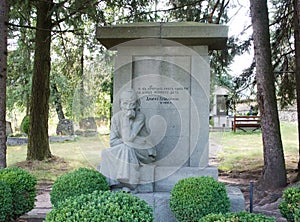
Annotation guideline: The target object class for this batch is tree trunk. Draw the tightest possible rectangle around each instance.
[79,40,85,118]
[27,0,53,160]
[293,0,300,180]
[0,0,8,168]
[250,0,287,189]
[51,83,65,121]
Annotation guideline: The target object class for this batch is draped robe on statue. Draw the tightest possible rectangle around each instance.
[100,110,156,187]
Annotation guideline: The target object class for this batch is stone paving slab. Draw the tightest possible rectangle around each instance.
[19,191,51,222]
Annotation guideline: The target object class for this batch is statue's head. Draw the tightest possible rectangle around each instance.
[120,89,139,118]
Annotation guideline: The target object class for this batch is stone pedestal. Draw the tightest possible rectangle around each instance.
[96,22,244,221]
[136,187,245,222]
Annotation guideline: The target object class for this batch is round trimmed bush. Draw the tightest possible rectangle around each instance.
[170,176,230,221]
[294,206,300,221]
[50,167,109,207]
[46,190,153,222]
[0,167,36,220]
[279,186,300,222]
[294,207,300,221]
[199,212,275,222]
[20,116,30,134]
[0,180,12,222]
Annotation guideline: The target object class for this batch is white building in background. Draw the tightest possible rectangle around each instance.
[211,86,233,129]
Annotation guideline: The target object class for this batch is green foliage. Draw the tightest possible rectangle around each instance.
[170,176,230,221]
[46,190,153,222]
[199,211,275,222]
[279,186,300,222]
[50,167,109,207]
[20,115,30,134]
[294,207,300,221]
[0,180,13,222]
[269,1,295,109]
[0,167,37,220]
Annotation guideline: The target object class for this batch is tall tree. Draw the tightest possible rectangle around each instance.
[26,0,154,160]
[293,0,300,180]
[0,0,8,168]
[7,1,34,115]
[27,0,53,160]
[250,0,287,189]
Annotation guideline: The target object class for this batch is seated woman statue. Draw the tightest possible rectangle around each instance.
[100,89,156,192]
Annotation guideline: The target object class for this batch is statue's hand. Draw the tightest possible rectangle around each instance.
[121,114,131,126]
[125,109,136,119]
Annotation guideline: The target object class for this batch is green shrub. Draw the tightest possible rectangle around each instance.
[0,167,36,220]
[50,167,109,207]
[279,186,300,222]
[20,116,30,134]
[199,212,275,222]
[294,208,300,222]
[170,176,230,221]
[46,190,153,222]
[0,180,13,222]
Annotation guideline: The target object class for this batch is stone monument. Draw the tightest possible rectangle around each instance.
[97,22,244,221]
[100,89,156,192]
[6,121,13,136]
[56,119,74,135]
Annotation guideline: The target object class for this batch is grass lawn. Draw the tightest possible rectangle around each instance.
[210,121,299,173]
[7,134,110,184]
[6,121,299,184]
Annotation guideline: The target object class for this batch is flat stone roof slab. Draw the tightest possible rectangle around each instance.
[96,22,228,50]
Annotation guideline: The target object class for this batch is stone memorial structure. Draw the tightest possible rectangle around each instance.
[56,119,74,135]
[6,121,13,135]
[100,89,156,192]
[75,117,98,136]
[79,117,97,131]
[97,22,244,221]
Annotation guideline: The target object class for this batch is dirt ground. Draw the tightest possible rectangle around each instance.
[217,166,299,221]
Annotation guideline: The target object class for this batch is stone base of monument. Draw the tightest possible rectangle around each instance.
[136,186,245,222]
[110,165,245,222]
[136,165,219,192]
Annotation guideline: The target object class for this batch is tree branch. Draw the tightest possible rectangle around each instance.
[8,21,84,34]
[51,0,98,26]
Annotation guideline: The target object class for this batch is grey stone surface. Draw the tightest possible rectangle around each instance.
[6,136,75,146]
[136,192,177,222]
[111,43,210,168]
[6,121,13,135]
[226,186,245,212]
[79,117,97,130]
[100,89,156,190]
[136,186,244,222]
[154,166,218,192]
[56,119,74,135]
[7,137,28,146]
[138,165,155,192]
[153,192,177,222]
[96,22,228,50]
[95,22,242,221]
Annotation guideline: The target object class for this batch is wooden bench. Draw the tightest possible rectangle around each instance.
[232,115,261,132]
